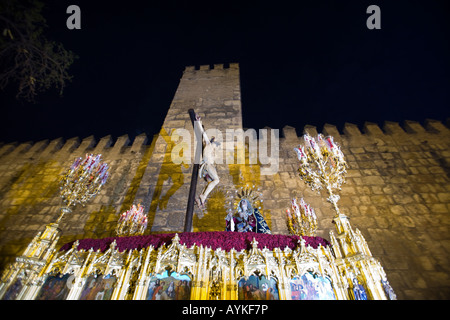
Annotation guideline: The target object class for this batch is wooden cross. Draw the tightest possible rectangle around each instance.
[184,109,201,232]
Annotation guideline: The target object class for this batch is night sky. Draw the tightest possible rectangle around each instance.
[0,0,449,144]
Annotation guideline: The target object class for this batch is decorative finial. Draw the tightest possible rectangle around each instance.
[172,233,180,244]
[251,237,259,249]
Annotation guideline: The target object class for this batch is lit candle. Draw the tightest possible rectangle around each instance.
[286,209,292,219]
[303,134,311,148]
[291,198,300,216]
[326,136,335,150]
[317,134,326,149]
[311,207,317,220]
[294,147,304,161]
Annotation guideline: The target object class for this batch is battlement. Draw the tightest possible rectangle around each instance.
[1,119,449,160]
[0,133,150,161]
[281,119,450,143]
[184,62,239,73]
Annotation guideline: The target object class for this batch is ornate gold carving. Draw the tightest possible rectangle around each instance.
[1,230,395,300]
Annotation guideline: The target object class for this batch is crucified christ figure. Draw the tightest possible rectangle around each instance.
[195,114,220,208]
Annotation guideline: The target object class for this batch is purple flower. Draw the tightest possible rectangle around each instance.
[60,232,330,253]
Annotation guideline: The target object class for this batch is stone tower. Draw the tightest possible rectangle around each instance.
[132,63,247,233]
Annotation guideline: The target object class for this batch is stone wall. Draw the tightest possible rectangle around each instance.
[0,63,449,299]
[0,133,152,269]
[274,120,450,300]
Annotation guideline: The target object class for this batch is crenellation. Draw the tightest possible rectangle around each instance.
[303,124,318,137]
[322,123,341,140]
[424,119,450,134]
[0,119,441,165]
[383,121,407,135]
[184,63,236,74]
[363,122,384,136]
[77,135,97,153]
[93,135,114,153]
[110,134,131,156]
[54,137,80,158]
[129,133,148,153]
[39,138,64,158]
[343,122,362,137]
[3,142,32,159]
[24,139,50,158]
[282,125,299,142]
[0,143,16,158]
[403,120,426,134]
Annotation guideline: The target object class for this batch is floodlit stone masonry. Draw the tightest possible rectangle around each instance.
[0,63,449,299]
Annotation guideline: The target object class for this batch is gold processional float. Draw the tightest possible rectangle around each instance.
[0,134,397,300]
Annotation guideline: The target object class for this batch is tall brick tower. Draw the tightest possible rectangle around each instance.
[133,63,249,233]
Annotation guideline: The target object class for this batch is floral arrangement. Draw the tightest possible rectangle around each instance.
[60,231,330,253]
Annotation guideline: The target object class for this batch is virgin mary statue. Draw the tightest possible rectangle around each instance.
[226,197,271,234]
